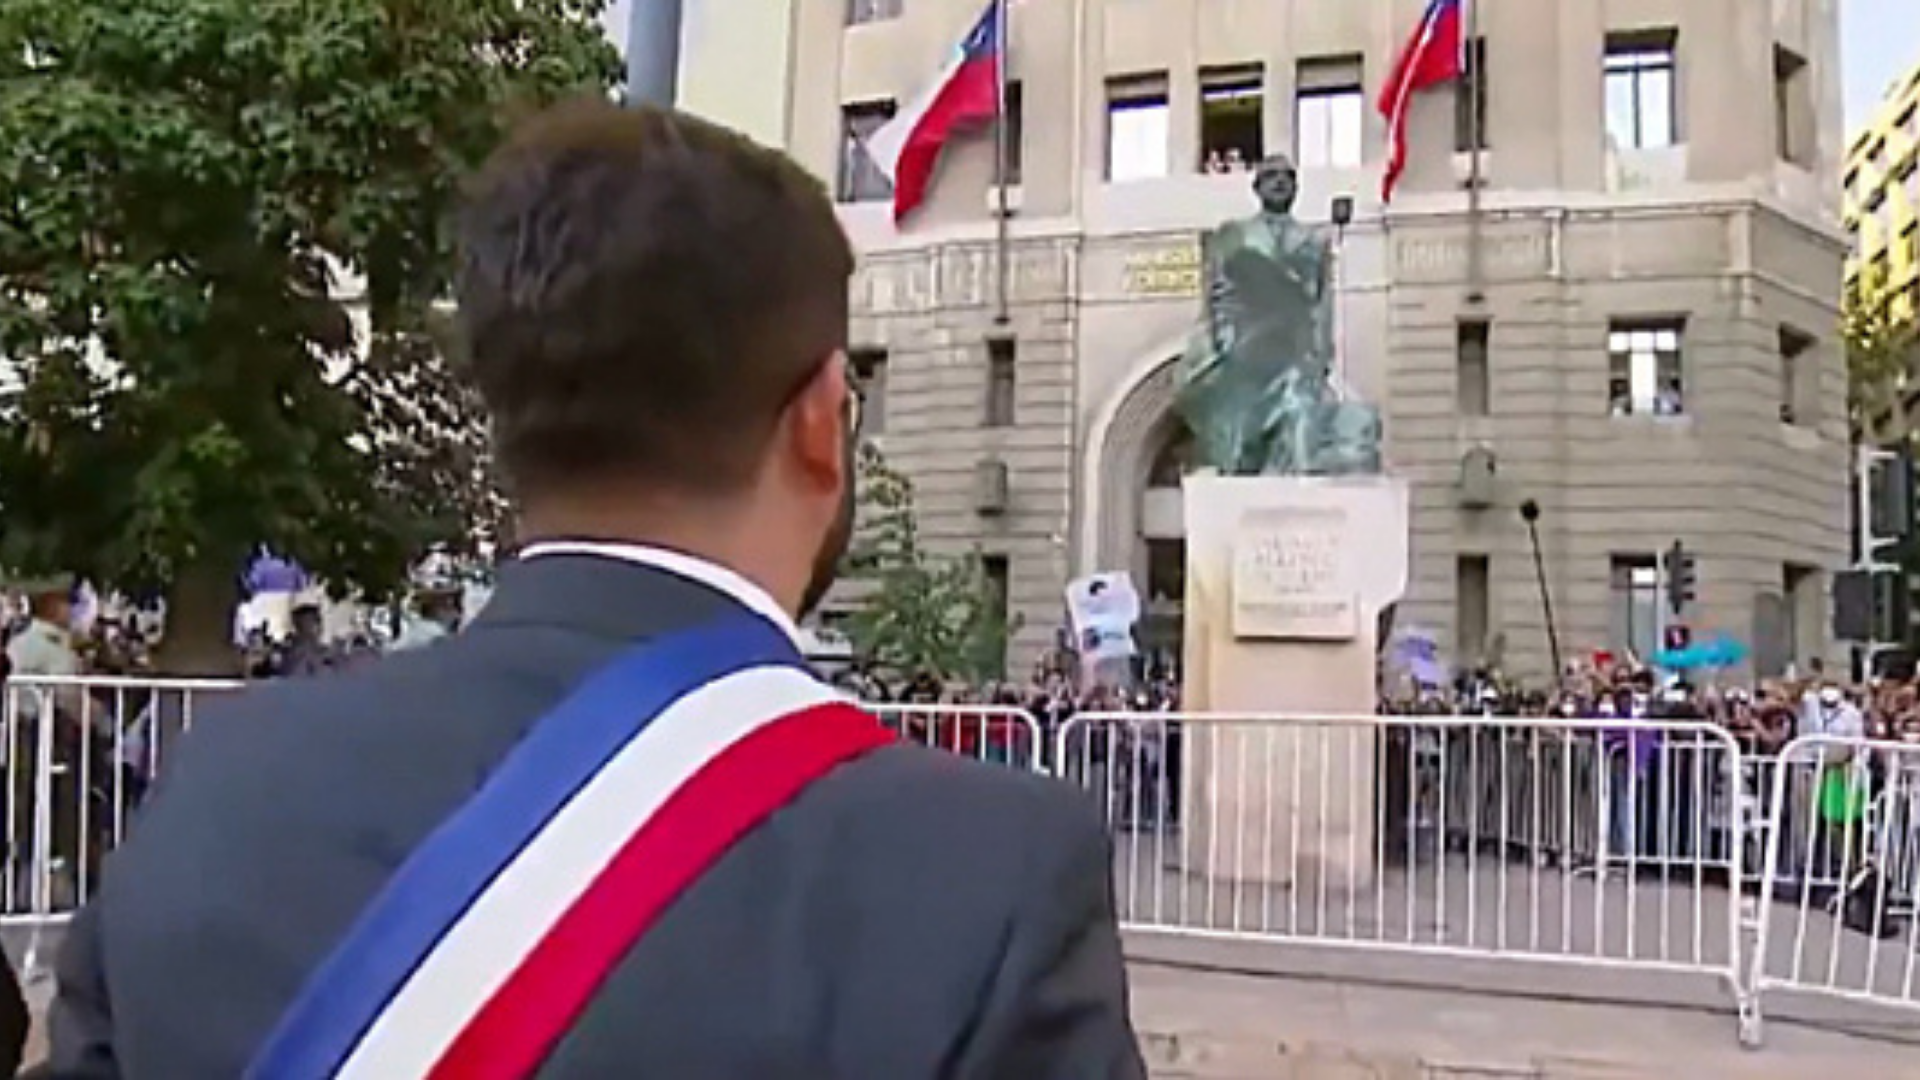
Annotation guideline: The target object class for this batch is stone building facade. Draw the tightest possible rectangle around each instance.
[674,0,1853,678]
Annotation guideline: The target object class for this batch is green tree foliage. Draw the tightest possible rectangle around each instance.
[0,0,617,668]
[1845,272,1920,438]
[841,443,1018,682]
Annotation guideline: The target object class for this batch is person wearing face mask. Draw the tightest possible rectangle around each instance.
[43,103,1143,1080]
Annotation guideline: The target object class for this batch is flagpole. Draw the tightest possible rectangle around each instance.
[992,0,1012,326]
[1464,0,1485,304]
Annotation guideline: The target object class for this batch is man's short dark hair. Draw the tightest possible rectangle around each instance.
[456,99,854,497]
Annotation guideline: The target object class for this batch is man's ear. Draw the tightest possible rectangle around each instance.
[783,354,850,492]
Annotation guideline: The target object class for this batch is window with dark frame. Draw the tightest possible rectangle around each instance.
[1774,45,1812,166]
[1002,81,1024,186]
[1106,75,1171,181]
[1456,555,1490,663]
[1454,37,1489,153]
[1609,555,1661,660]
[1603,29,1678,150]
[849,347,889,435]
[985,337,1016,427]
[838,101,897,203]
[845,0,901,26]
[1607,320,1686,418]
[980,555,1011,677]
[1457,319,1491,416]
[1778,325,1815,426]
[1294,56,1365,169]
[1198,65,1263,172]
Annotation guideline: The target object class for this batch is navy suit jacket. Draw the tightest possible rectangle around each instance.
[41,554,1144,1078]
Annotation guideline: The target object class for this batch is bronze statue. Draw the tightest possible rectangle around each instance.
[1175,154,1382,476]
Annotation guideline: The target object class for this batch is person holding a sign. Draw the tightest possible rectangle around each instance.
[42,101,1142,1080]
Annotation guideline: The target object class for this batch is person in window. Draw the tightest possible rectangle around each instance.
[1654,378,1684,416]
[1609,377,1633,416]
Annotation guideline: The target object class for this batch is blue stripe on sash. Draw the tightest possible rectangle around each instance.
[246,613,803,1080]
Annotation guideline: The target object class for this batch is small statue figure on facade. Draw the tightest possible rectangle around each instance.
[1175,154,1383,477]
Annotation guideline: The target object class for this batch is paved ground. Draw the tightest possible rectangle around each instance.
[1125,932,1920,1078]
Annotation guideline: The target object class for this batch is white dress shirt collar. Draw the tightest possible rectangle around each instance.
[515,540,801,646]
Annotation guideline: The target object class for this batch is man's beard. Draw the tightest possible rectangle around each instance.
[797,441,857,620]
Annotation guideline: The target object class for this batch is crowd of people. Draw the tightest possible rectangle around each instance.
[1381,653,1920,757]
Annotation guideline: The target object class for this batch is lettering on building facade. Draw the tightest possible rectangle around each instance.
[1122,244,1203,296]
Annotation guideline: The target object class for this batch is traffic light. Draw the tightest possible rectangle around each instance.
[1663,624,1692,651]
[1834,570,1873,642]
[1850,445,1916,654]
[1833,568,1912,645]
[1868,443,1915,550]
[1662,541,1696,615]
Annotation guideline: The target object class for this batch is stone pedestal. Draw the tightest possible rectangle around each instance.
[1180,473,1409,891]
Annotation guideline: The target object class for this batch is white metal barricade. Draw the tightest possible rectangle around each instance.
[1750,734,1920,1044]
[1,674,242,976]
[864,703,1045,772]
[1055,711,1755,1033]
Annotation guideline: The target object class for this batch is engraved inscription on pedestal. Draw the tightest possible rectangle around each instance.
[1230,506,1358,641]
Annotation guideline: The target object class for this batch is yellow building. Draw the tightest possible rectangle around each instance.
[1844,62,1920,316]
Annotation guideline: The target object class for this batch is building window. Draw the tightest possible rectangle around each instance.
[1295,56,1364,169]
[1002,81,1024,186]
[1774,45,1813,167]
[979,555,1010,677]
[838,100,896,203]
[1456,554,1490,665]
[1603,30,1677,150]
[1198,66,1263,172]
[1607,321,1685,417]
[1778,325,1815,426]
[1106,75,1170,182]
[1609,556,1660,661]
[1454,37,1488,153]
[850,347,888,435]
[845,0,900,25]
[985,336,1016,427]
[1457,318,1491,416]
[1782,563,1819,672]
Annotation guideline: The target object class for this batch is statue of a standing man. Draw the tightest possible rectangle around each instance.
[1175,155,1382,477]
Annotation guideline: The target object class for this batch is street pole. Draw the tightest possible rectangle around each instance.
[991,0,1011,325]
[626,0,685,107]
[1519,499,1563,679]
[1463,0,1485,305]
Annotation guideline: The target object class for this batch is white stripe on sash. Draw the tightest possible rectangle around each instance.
[337,665,844,1078]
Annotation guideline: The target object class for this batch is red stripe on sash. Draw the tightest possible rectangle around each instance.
[425,702,892,1079]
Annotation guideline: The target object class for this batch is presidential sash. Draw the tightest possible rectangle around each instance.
[247,613,892,1080]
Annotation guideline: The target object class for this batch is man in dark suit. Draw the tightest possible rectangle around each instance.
[40,100,1142,1078]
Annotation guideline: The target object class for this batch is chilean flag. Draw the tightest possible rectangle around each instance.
[1376,0,1465,203]
[864,0,1006,223]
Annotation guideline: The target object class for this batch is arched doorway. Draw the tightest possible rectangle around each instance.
[1080,346,1194,668]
